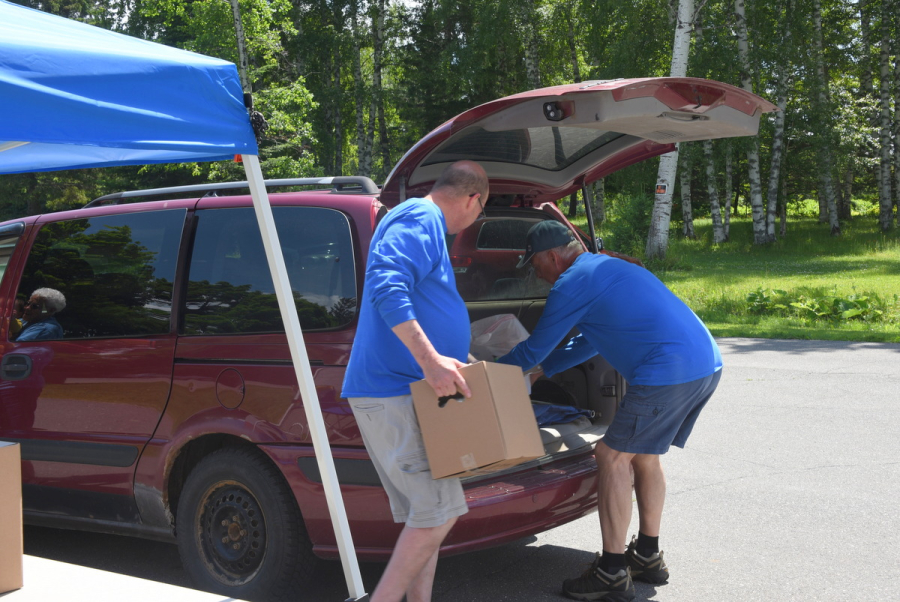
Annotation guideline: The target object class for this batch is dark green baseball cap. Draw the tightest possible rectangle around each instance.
[516,220,575,268]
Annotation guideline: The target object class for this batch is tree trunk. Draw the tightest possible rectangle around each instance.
[840,168,853,220]
[735,0,767,244]
[373,0,389,176]
[567,192,578,218]
[680,148,695,239]
[812,0,840,235]
[704,140,727,243]
[592,178,606,225]
[646,0,694,259]
[351,0,372,177]
[521,0,542,89]
[332,3,344,176]
[893,27,900,226]
[723,142,732,239]
[765,0,790,243]
[565,1,581,83]
[877,0,893,230]
[228,0,252,94]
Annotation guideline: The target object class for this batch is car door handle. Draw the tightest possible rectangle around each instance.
[1,354,33,380]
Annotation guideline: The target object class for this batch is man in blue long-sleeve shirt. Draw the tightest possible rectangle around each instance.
[497,221,722,602]
[342,160,489,602]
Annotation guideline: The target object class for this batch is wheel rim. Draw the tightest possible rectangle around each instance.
[197,481,267,586]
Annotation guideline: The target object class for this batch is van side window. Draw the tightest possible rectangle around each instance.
[15,210,185,338]
[184,207,357,334]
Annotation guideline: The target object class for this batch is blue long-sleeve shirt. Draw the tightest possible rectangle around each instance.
[497,253,721,386]
[342,198,471,398]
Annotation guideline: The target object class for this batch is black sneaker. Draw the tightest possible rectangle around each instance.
[625,535,669,584]
[562,552,635,601]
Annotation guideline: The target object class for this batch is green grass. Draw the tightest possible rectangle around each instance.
[578,216,900,343]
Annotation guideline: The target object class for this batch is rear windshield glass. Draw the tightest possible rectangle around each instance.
[423,127,625,172]
[449,216,552,302]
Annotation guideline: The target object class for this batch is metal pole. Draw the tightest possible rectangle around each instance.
[241,154,369,602]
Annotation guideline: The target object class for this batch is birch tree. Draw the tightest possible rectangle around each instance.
[765,0,792,242]
[811,0,840,235]
[704,140,727,242]
[734,0,769,243]
[723,142,733,239]
[680,148,696,239]
[876,0,894,230]
[646,0,694,260]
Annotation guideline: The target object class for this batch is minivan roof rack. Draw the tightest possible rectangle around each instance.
[85,176,380,208]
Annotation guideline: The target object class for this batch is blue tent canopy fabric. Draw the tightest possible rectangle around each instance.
[0,0,258,174]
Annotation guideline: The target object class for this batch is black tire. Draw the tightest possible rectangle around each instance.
[175,447,316,601]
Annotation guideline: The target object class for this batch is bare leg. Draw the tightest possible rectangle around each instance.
[594,440,636,554]
[370,516,457,602]
[631,453,665,538]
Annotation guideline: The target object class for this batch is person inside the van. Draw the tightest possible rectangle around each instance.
[9,296,25,338]
[496,220,722,602]
[342,160,489,602]
[16,288,66,341]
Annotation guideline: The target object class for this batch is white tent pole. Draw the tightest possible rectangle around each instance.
[242,154,368,602]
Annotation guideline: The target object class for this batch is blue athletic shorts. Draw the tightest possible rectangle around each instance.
[603,369,722,455]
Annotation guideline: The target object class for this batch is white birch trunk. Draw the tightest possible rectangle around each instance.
[521,0,542,89]
[877,0,893,231]
[723,142,733,239]
[704,141,727,243]
[893,31,900,227]
[735,0,767,244]
[594,178,605,224]
[765,0,790,243]
[680,148,695,239]
[766,81,788,242]
[228,0,252,94]
[646,0,694,259]
[812,0,840,235]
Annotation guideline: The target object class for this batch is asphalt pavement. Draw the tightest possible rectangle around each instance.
[18,338,900,601]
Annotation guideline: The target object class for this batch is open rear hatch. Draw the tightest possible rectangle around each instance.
[381,77,776,207]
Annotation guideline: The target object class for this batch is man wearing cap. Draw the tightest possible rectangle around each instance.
[496,220,722,602]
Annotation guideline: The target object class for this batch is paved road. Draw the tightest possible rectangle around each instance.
[24,338,900,601]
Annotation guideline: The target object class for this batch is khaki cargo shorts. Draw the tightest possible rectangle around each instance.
[349,394,469,528]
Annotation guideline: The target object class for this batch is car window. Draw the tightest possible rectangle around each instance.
[183,207,357,334]
[423,126,625,172]
[450,217,552,302]
[15,209,185,339]
[0,223,24,287]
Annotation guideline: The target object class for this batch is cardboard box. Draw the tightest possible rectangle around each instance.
[411,362,544,479]
[0,441,23,594]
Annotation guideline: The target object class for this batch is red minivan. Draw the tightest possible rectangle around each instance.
[0,78,774,601]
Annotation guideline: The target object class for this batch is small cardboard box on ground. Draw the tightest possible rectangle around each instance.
[0,441,23,594]
[411,361,544,479]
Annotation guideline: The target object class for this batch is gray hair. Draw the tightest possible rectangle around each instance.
[32,288,66,314]
[537,239,584,263]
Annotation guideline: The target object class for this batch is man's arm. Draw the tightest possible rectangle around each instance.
[392,319,472,398]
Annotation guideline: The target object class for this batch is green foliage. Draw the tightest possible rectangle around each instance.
[745,286,896,324]
[601,193,654,259]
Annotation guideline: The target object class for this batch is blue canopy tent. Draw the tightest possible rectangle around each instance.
[0,1,366,599]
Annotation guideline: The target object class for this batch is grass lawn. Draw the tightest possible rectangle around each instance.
[582,216,900,343]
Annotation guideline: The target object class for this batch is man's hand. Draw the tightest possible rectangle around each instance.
[421,353,472,399]
[392,319,472,398]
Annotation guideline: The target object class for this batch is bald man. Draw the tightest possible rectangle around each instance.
[342,160,489,602]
